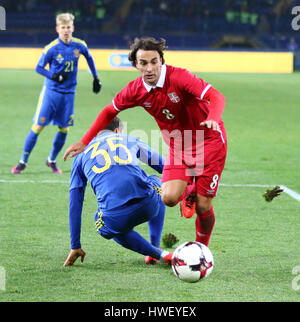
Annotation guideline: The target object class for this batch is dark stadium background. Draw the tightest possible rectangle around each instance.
[0,0,299,67]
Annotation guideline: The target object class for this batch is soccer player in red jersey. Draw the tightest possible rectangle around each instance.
[64,37,227,247]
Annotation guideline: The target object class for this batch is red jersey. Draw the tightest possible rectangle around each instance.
[79,64,227,192]
[112,64,225,146]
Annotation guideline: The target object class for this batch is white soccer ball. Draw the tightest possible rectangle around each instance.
[171,241,214,283]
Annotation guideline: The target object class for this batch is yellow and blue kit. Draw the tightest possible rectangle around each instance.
[36,36,97,93]
[12,36,99,169]
[68,131,166,259]
[33,37,98,127]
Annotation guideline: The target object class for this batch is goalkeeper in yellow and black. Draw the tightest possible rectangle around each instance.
[12,12,101,175]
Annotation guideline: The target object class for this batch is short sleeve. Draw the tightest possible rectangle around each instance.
[178,68,212,100]
[112,81,138,111]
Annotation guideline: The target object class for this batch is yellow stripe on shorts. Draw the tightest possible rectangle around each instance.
[153,185,162,196]
[34,85,46,125]
[94,211,106,232]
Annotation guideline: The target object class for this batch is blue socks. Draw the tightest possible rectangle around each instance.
[21,126,68,164]
[148,204,165,248]
[112,204,166,260]
[113,230,163,260]
[49,129,68,161]
[21,127,40,163]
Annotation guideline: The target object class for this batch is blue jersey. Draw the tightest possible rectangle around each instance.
[68,131,164,249]
[36,37,97,93]
[70,131,164,210]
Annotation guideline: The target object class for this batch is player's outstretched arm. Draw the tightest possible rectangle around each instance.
[64,104,119,161]
[63,248,86,266]
[82,47,101,93]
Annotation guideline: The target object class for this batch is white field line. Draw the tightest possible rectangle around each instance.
[221,183,300,203]
[0,180,299,203]
[220,183,272,188]
[0,179,69,184]
[280,185,300,203]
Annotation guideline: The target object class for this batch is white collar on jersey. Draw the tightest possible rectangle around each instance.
[142,64,166,92]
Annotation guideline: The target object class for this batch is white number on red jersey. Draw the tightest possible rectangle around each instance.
[162,108,175,120]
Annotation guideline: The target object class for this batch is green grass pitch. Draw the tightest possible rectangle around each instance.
[0,68,300,302]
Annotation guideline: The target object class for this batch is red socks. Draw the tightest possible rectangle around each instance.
[195,207,215,246]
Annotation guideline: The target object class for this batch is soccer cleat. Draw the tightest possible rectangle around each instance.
[46,159,62,174]
[145,251,173,265]
[11,162,26,174]
[145,256,158,265]
[180,194,196,218]
[163,252,173,266]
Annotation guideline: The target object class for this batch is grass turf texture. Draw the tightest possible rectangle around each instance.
[0,69,300,302]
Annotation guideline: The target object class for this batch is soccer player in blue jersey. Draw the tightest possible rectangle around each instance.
[12,13,101,175]
[63,117,173,266]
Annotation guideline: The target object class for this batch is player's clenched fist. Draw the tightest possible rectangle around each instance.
[93,77,102,93]
[63,248,86,266]
[200,120,220,132]
[52,72,68,83]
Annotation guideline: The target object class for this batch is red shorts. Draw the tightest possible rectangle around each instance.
[162,128,227,198]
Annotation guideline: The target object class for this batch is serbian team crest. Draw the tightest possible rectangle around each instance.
[73,49,80,58]
[168,92,180,103]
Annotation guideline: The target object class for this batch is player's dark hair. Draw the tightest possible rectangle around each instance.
[128,37,167,67]
[104,117,123,132]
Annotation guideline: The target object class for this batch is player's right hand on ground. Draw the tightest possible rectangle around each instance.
[63,248,86,266]
[52,72,68,83]
[63,141,86,161]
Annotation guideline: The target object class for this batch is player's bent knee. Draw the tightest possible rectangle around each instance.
[161,192,179,207]
[32,124,44,133]
[161,180,187,207]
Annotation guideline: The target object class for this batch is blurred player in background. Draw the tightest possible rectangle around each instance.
[12,12,101,175]
[63,37,227,247]
[63,117,172,266]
